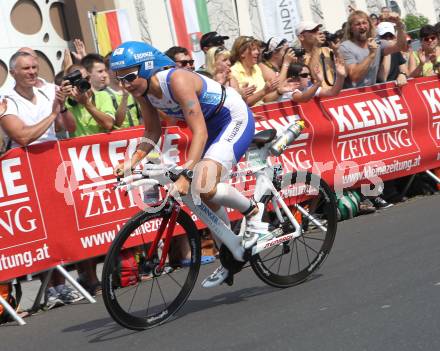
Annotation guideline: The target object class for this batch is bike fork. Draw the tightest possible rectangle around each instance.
[146,202,181,270]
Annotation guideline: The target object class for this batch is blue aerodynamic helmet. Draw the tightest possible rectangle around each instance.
[109,41,175,79]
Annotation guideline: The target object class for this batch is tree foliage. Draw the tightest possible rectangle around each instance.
[404,14,430,39]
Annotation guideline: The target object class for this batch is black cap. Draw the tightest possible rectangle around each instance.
[200,31,230,49]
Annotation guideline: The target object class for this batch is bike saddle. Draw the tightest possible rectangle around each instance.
[252,129,277,148]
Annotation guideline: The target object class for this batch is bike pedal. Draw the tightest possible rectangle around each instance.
[243,248,253,261]
[225,274,234,286]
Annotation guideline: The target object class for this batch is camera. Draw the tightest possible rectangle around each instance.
[63,70,91,93]
[322,31,338,47]
[290,47,306,57]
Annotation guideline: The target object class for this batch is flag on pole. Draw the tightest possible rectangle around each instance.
[167,0,210,68]
[94,9,133,56]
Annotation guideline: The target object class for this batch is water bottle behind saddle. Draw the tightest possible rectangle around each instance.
[269,120,305,156]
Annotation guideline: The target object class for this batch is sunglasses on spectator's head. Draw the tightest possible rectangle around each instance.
[422,35,437,42]
[242,36,259,47]
[215,46,227,56]
[176,59,194,67]
[116,71,139,83]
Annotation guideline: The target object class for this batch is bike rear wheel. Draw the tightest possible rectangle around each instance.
[102,208,201,330]
[250,171,337,288]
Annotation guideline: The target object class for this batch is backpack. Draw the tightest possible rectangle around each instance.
[0,282,22,324]
[113,250,139,288]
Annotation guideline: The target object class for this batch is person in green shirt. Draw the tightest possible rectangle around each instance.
[62,64,115,137]
[104,53,142,129]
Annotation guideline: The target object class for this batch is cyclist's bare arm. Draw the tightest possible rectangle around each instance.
[114,97,162,176]
[168,69,208,171]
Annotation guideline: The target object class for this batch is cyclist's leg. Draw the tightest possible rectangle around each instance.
[196,112,267,248]
[193,108,270,287]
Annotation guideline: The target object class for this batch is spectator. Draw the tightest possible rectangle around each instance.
[62,39,88,72]
[259,37,297,83]
[103,53,142,128]
[230,36,280,106]
[197,32,230,74]
[295,21,341,89]
[0,51,61,148]
[377,22,408,86]
[370,13,379,27]
[62,64,114,136]
[434,22,440,38]
[0,52,82,306]
[339,10,406,88]
[165,46,195,71]
[380,6,392,21]
[80,53,110,91]
[277,59,346,102]
[205,46,240,91]
[373,22,411,205]
[408,25,440,77]
[200,31,230,54]
[17,48,75,138]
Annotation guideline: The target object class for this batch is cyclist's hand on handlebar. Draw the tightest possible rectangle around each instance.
[113,162,133,177]
[173,176,190,196]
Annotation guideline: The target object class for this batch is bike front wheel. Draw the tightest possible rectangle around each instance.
[250,171,337,288]
[102,208,201,330]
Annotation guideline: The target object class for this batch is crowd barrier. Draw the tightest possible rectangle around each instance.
[1,76,440,282]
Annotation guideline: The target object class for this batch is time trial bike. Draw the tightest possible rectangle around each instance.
[102,124,338,330]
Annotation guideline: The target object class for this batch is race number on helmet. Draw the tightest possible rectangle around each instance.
[110,41,175,79]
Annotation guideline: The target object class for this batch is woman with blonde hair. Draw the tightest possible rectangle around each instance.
[205,46,240,90]
[230,36,281,106]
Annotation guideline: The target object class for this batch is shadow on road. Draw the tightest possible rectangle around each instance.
[178,272,322,318]
[62,315,138,342]
[62,273,321,342]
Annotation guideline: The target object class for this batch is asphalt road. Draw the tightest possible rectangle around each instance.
[2,194,440,351]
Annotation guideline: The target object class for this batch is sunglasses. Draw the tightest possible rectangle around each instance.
[380,34,395,40]
[116,71,139,83]
[176,59,194,67]
[422,35,437,42]
[298,72,311,78]
[215,46,227,56]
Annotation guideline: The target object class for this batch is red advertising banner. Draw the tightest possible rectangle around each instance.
[1,77,440,281]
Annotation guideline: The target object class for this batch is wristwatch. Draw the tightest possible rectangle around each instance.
[180,169,194,181]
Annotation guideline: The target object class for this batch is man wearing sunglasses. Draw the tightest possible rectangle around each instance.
[111,41,272,288]
[376,22,408,86]
[408,25,440,77]
[165,46,195,71]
